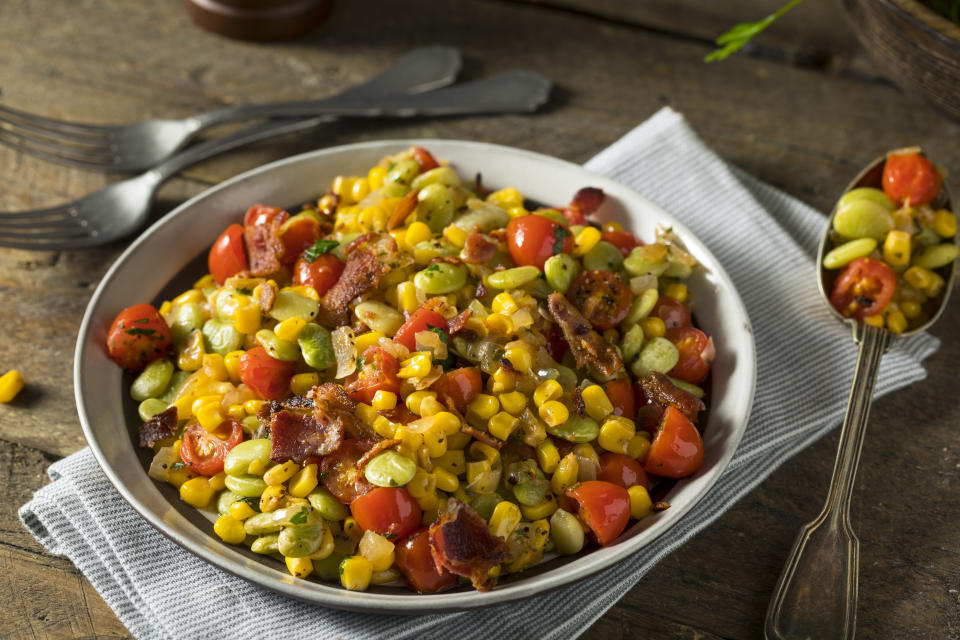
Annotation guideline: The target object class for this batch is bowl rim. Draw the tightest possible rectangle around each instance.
[75,138,757,613]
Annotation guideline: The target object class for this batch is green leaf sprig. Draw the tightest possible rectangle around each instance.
[705,0,804,62]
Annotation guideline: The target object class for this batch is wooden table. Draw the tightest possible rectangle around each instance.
[1,1,958,638]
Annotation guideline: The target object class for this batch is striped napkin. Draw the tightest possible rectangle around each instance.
[20,107,939,640]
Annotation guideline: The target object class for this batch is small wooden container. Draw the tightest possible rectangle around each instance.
[184,0,334,42]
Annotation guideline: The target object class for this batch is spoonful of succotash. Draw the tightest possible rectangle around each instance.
[764,147,958,640]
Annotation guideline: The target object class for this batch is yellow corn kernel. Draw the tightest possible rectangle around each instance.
[627,434,652,461]
[406,468,436,499]
[432,412,462,436]
[264,460,300,487]
[223,350,244,383]
[536,440,561,474]
[191,395,223,416]
[492,292,519,315]
[904,265,935,290]
[177,333,205,371]
[533,380,563,407]
[394,428,424,460]
[467,393,500,421]
[232,301,261,335]
[933,209,957,238]
[275,317,307,342]
[602,221,623,233]
[418,395,446,417]
[392,282,418,313]
[882,230,912,267]
[159,300,173,316]
[343,516,363,540]
[466,460,499,493]
[663,282,688,304]
[521,496,558,521]
[286,556,313,579]
[368,165,387,190]
[259,484,286,511]
[354,331,386,353]
[581,385,614,422]
[213,514,247,544]
[901,300,922,319]
[332,175,356,203]
[538,400,569,428]
[398,354,432,378]
[863,314,885,328]
[488,501,522,539]
[175,289,202,304]
[640,317,666,339]
[628,485,654,519]
[227,404,245,421]
[200,353,227,382]
[504,344,533,374]
[924,272,945,298]
[193,274,216,290]
[485,313,514,336]
[406,390,438,416]
[172,395,196,421]
[243,399,265,416]
[166,465,196,489]
[490,366,516,393]
[0,370,24,403]
[179,477,214,508]
[370,390,398,412]
[551,453,579,495]
[433,467,459,493]
[196,402,225,432]
[352,403,377,428]
[443,224,468,248]
[488,187,524,209]
[463,316,489,338]
[507,205,529,219]
[499,391,527,416]
[229,500,256,521]
[886,308,908,334]
[405,221,432,247]
[598,417,636,454]
[352,177,370,203]
[340,556,373,591]
[359,530,395,572]
[488,411,520,441]
[469,441,500,466]
[423,426,448,458]
[287,284,320,302]
[573,226,602,256]
[209,472,227,492]
[371,415,396,439]
[289,372,319,396]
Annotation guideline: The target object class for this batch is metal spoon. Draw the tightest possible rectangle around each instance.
[764,149,956,640]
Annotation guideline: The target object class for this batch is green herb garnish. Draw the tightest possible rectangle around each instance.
[170,462,185,470]
[552,225,571,254]
[303,239,339,263]
[125,328,156,336]
[705,0,803,62]
[290,506,309,525]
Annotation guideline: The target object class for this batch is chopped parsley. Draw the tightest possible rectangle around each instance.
[552,225,571,253]
[427,324,449,344]
[169,462,185,470]
[125,327,156,336]
[133,318,149,324]
[290,506,310,525]
[303,238,339,263]
[356,355,366,370]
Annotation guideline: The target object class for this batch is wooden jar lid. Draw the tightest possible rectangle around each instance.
[184,0,334,41]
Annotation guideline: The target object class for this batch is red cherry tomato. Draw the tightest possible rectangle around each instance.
[411,146,440,172]
[506,214,574,270]
[882,152,941,206]
[602,379,635,418]
[238,346,295,400]
[180,420,243,477]
[279,216,321,267]
[292,253,345,297]
[243,204,289,228]
[560,206,587,227]
[665,327,714,385]
[433,367,483,411]
[565,480,631,546]
[829,257,896,320]
[566,270,632,331]
[644,406,704,479]
[395,529,457,593]
[602,230,643,256]
[393,308,448,351]
[350,487,422,539]
[106,303,172,372]
[320,439,375,504]
[344,346,401,404]
[597,453,649,489]
[651,296,691,330]
[208,224,248,285]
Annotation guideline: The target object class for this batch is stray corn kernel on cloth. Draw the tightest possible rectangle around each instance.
[20,107,939,640]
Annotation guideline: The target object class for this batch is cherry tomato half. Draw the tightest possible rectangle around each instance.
[106,303,172,372]
[393,308,448,351]
[651,296,691,330]
[644,406,704,479]
[602,379,635,418]
[279,216,321,267]
[208,224,248,285]
[293,253,345,297]
[566,480,631,546]
[567,270,632,331]
[882,152,941,206]
[320,439,374,504]
[350,486,422,539]
[180,420,243,477]
[665,327,714,385]
[597,453,649,490]
[433,367,483,411]
[602,230,643,257]
[395,529,458,593]
[506,214,574,270]
[238,346,295,400]
[829,257,896,320]
[411,146,440,172]
[243,203,289,228]
[344,346,402,404]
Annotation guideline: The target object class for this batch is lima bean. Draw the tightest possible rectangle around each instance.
[158,370,191,404]
[217,490,243,515]
[486,265,541,290]
[550,508,585,555]
[307,486,350,521]
[838,187,896,212]
[914,243,959,270]
[130,359,174,401]
[414,263,467,294]
[621,324,645,362]
[201,319,243,356]
[416,183,455,232]
[624,247,668,277]
[624,288,659,325]
[385,159,420,185]
[250,533,279,554]
[583,240,623,272]
[354,301,404,335]
[169,302,204,345]
[513,480,547,506]
[832,198,894,241]
[823,238,877,269]
[631,337,680,377]
[278,522,325,557]
[547,415,600,443]
[544,254,579,293]
[298,323,335,370]
[452,200,510,232]
[411,166,462,190]
[138,398,169,423]
[667,376,705,398]
[223,474,267,498]
[268,290,318,322]
[244,505,313,535]
[364,450,417,487]
[470,493,503,522]
[256,329,300,362]
[533,209,567,224]
[224,439,271,477]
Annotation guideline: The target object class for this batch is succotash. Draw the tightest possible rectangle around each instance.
[823,149,957,333]
[107,146,716,594]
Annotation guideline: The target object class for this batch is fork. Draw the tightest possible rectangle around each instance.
[0,46,462,173]
[0,70,552,250]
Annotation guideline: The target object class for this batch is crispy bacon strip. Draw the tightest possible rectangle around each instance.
[447,309,472,335]
[267,409,343,464]
[259,279,277,312]
[319,235,405,328]
[460,424,502,450]
[547,293,623,377]
[308,382,374,440]
[428,499,510,591]
[244,220,284,276]
[387,189,420,231]
[640,372,705,423]
[461,228,498,265]
[138,406,178,448]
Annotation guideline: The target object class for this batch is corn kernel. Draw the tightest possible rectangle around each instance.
[883,230,912,267]
[490,366,516,393]
[405,221,432,247]
[213,514,247,544]
[193,274,216,290]
[551,453,579,495]
[538,400,569,427]
[521,496,558,521]
[264,460,300,486]
[499,391,527,416]
[259,484,286,511]
[287,284,320,302]
[286,556,313,579]
[485,312,514,336]
[231,300,261,335]
[663,282,688,303]
[332,175,356,203]
[924,272,945,298]
[288,372,318,396]
[581,385,614,422]
[573,226,602,256]
[416,395,443,417]
[159,300,173,316]
[466,460,499,493]
[0,370,25,403]
[933,209,957,238]
[508,205,530,219]
[533,380,563,407]
[640,316,666,339]
[371,415,396,439]
[627,434,652,461]
[222,350,244,383]
[598,417,636,454]
[863,314,885,328]
[248,458,268,476]
[406,468,436,499]
[368,166,387,190]
[196,402,225,432]
[488,501,522,539]
[340,556,373,591]
[628,485,654,519]
[399,354,432,378]
[904,265,935,290]
[229,500,256,521]
[443,224,468,248]
[504,344,533,374]
[406,390,438,416]
[356,403,378,426]
[488,411,520,441]
[343,516,363,540]
[243,399,265,416]
[433,467,459,493]
[354,331,386,353]
[467,393,499,420]
[352,177,370,203]
[369,390,397,412]
[227,404,245,421]
[433,411,462,435]
[172,394,196,421]
[536,440,561,474]
[395,282,419,313]
[209,472,227,491]
[395,428,425,460]
[487,187,524,209]
[433,450,466,476]
[423,427,448,458]
[469,441,500,466]
[492,292,519,315]
[179,477,214,508]
[359,530,395,572]
[200,353,228,382]
[886,308,908,334]
[901,300,922,319]
[275,316,307,342]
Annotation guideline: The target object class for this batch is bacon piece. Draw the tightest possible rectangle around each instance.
[319,235,406,328]
[259,279,277,312]
[244,220,284,276]
[429,499,511,591]
[138,406,178,448]
[447,309,472,335]
[546,293,623,377]
[379,404,418,425]
[571,187,605,215]
[356,439,401,473]
[387,189,419,231]
[308,382,374,440]
[639,372,705,424]
[461,228,498,265]
[267,409,344,464]
[460,424,503,451]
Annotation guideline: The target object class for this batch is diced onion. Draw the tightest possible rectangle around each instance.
[414,329,448,360]
[332,326,357,379]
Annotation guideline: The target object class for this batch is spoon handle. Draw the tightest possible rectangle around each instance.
[765,323,891,640]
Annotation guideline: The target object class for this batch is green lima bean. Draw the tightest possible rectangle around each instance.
[201,319,243,356]
[544,254,579,294]
[414,263,467,294]
[298,323,335,370]
[130,359,174,401]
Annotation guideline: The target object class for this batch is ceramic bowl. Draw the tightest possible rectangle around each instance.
[75,139,756,613]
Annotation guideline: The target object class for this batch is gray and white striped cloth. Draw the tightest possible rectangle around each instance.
[20,108,939,640]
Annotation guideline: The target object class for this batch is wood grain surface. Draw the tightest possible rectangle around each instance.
[0,1,957,638]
